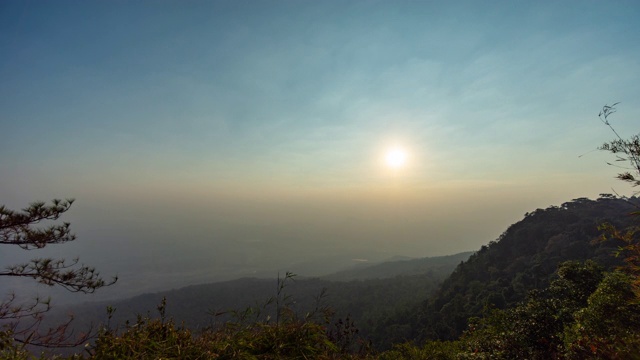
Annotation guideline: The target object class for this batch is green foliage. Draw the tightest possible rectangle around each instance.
[401,196,635,343]
[89,296,369,360]
[91,298,201,359]
[564,271,640,358]
[0,330,32,360]
[87,273,372,359]
[459,261,603,359]
[451,262,640,359]
[598,221,640,300]
[379,341,462,360]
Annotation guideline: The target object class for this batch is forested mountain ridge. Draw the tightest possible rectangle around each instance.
[12,196,640,358]
[321,251,474,282]
[43,252,472,345]
[398,196,639,343]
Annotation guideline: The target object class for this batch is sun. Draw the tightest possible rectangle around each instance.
[385,147,408,169]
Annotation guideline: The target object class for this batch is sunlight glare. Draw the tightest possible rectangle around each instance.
[385,147,408,169]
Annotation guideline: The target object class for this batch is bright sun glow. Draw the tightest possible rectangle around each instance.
[385,147,408,169]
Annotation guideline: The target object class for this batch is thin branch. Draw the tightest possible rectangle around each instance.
[2,258,118,293]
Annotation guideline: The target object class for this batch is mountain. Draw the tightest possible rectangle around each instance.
[42,196,639,353]
[44,251,472,343]
[381,196,638,344]
[321,252,474,281]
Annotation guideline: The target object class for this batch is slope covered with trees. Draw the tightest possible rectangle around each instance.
[398,196,637,343]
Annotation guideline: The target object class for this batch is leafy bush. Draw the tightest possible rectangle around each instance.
[88,287,367,359]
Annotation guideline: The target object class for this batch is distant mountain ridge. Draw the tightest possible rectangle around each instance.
[46,251,473,343]
[321,252,474,281]
[45,196,640,352]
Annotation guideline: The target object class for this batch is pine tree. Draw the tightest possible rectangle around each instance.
[0,199,116,348]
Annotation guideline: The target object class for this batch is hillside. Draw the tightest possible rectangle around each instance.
[33,196,640,356]
[45,251,472,344]
[383,196,638,344]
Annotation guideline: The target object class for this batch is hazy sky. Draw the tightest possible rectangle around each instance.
[2,1,640,298]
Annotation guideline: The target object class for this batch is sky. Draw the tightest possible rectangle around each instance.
[2,1,640,300]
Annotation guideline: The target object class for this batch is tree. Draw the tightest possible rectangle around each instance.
[0,199,117,348]
[459,261,605,359]
[592,103,640,356]
[564,271,640,358]
[596,103,640,299]
[598,102,640,192]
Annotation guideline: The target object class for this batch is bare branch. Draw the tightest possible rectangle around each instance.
[2,258,117,293]
[598,104,640,193]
